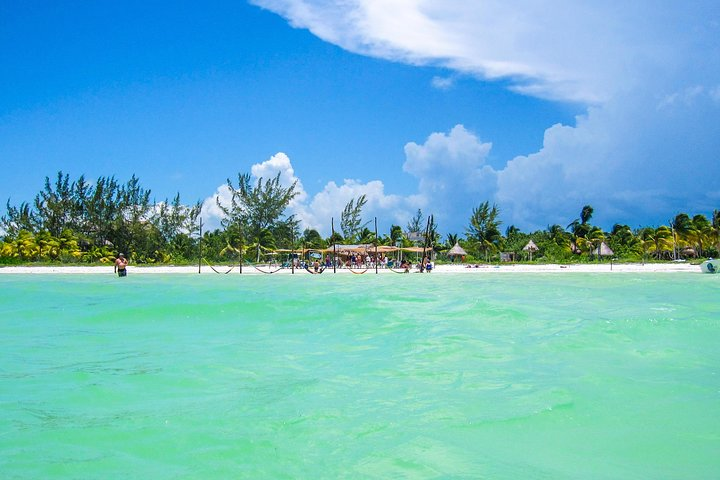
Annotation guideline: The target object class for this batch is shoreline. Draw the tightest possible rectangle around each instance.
[0,262,702,274]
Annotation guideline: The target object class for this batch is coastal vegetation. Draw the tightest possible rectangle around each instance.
[1,172,718,265]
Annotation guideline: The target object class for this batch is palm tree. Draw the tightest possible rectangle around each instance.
[568,205,594,239]
[15,230,40,261]
[608,224,640,259]
[576,226,605,258]
[640,226,673,259]
[302,228,324,249]
[389,225,403,246]
[358,227,375,244]
[35,231,61,260]
[711,209,720,253]
[671,213,693,259]
[690,214,712,257]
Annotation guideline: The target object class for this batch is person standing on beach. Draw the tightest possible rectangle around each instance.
[114,253,128,277]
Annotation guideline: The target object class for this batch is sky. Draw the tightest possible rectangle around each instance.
[1,0,719,237]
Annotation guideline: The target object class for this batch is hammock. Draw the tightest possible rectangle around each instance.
[388,266,410,274]
[304,265,327,275]
[347,266,369,274]
[203,258,237,274]
[250,262,284,274]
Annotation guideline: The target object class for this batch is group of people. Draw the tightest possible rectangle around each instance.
[113,251,434,276]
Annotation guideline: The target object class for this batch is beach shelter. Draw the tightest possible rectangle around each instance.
[592,241,614,258]
[447,242,467,262]
[523,240,539,261]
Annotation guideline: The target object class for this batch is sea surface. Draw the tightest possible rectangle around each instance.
[1,272,718,479]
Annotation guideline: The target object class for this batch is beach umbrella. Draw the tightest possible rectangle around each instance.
[523,240,539,261]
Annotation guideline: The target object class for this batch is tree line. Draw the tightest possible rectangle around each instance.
[2,171,718,264]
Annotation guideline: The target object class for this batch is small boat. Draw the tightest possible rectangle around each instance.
[700,259,719,274]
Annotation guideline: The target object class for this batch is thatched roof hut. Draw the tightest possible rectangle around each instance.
[522,240,538,252]
[523,240,539,260]
[447,242,467,257]
[592,241,614,256]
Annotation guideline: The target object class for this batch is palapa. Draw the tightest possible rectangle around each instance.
[523,239,539,261]
[592,241,614,256]
[447,242,467,257]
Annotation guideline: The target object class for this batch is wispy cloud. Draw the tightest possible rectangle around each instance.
[430,75,454,90]
[251,1,713,103]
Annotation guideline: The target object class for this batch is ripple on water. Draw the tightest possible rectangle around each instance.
[0,273,718,478]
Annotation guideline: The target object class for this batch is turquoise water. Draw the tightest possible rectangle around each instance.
[1,273,718,479]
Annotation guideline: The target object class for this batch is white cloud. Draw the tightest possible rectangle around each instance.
[200,184,232,231]
[497,85,720,230]
[251,1,716,103]
[431,75,454,90]
[201,152,419,235]
[249,0,720,232]
[250,152,308,205]
[301,178,414,234]
[402,125,498,232]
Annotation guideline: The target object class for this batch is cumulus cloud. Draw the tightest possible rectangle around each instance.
[402,125,497,231]
[249,0,720,232]
[249,152,308,206]
[300,178,415,234]
[201,152,419,235]
[202,153,305,231]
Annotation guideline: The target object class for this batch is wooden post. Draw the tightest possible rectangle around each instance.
[198,217,203,274]
[421,215,432,272]
[332,217,337,274]
[375,217,378,274]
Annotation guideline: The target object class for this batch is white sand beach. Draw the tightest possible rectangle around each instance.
[0,262,701,275]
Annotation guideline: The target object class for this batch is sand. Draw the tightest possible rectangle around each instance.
[0,262,701,274]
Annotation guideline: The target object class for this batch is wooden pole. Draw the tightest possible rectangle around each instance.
[374,217,378,274]
[198,217,203,274]
[291,230,295,274]
[332,217,337,273]
[421,215,432,272]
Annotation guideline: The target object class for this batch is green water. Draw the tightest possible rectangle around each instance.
[1,273,718,479]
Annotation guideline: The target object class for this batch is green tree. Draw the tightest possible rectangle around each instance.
[272,215,300,249]
[219,172,298,261]
[389,225,404,246]
[406,209,423,237]
[710,209,720,255]
[578,226,606,259]
[340,195,367,242]
[567,204,594,239]
[358,227,375,244]
[34,172,75,237]
[466,201,502,261]
[608,224,640,259]
[1,201,39,237]
[640,226,673,259]
[689,214,712,257]
[302,228,324,248]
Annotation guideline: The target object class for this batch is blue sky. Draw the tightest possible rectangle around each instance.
[1,1,719,236]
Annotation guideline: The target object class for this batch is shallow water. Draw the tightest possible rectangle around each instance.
[1,273,718,479]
